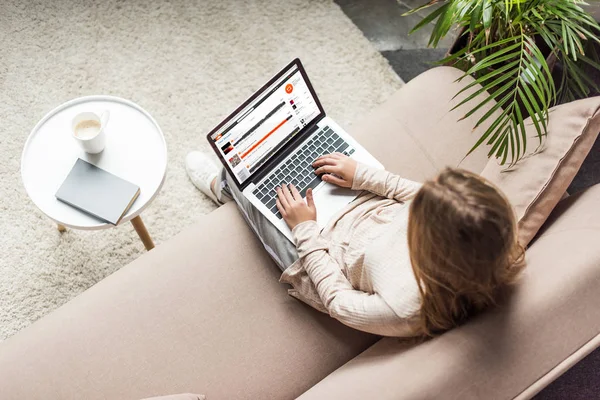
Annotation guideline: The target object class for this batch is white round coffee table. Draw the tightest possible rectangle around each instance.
[21,95,167,250]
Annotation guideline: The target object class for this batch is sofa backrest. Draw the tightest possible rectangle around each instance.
[348,67,502,180]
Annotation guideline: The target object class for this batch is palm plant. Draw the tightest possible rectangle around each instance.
[406,0,600,166]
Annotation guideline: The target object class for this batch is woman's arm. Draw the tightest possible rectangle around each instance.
[351,162,422,202]
[312,154,421,202]
[293,221,417,337]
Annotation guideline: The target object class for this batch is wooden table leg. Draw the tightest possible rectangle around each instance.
[131,215,155,251]
[57,224,67,232]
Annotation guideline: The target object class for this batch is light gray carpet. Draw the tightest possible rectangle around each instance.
[0,0,402,341]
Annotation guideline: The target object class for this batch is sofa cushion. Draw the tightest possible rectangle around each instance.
[298,184,600,400]
[481,97,600,246]
[0,204,377,400]
[349,66,505,180]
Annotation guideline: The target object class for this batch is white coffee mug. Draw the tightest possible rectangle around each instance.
[71,111,110,154]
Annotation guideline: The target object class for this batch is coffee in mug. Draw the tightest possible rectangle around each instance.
[74,119,102,139]
[71,111,110,154]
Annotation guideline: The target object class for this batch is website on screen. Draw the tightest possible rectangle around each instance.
[211,65,320,184]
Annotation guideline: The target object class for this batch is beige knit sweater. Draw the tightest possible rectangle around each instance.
[280,163,423,337]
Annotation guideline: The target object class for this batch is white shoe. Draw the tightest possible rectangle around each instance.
[185,151,221,205]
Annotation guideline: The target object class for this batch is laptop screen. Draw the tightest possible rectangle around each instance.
[209,62,322,185]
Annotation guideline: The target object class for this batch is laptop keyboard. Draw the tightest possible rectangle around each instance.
[252,126,355,219]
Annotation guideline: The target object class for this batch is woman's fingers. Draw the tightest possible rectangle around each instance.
[276,186,289,209]
[306,188,315,209]
[322,174,347,187]
[312,157,338,168]
[315,165,340,175]
[275,198,287,217]
[280,183,295,203]
[289,184,301,201]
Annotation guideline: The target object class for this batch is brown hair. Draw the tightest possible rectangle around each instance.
[407,168,525,337]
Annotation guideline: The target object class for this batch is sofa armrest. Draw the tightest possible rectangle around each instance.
[348,66,503,181]
[298,184,600,400]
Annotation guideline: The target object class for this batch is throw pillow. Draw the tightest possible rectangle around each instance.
[481,97,600,246]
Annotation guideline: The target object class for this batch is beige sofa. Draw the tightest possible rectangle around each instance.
[1,67,600,399]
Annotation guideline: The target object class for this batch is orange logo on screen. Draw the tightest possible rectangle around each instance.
[285,84,294,94]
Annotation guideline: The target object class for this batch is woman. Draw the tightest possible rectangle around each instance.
[186,151,525,337]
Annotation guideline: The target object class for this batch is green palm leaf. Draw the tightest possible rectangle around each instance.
[404,0,600,167]
[456,33,554,165]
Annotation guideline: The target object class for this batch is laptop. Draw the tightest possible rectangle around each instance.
[207,58,383,241]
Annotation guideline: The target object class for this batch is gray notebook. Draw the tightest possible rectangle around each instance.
[56,159,141,225]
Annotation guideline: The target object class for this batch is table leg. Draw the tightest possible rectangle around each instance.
[131,215,155,251]
[57,224,67,232]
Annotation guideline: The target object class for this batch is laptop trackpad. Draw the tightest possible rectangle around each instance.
[313,182,358,227]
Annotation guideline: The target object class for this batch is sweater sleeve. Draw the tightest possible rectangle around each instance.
[292,221,416,337]
[351,162,422,202]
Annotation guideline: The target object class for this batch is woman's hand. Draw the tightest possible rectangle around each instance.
[276,184,317,229]
[312,152,357,188]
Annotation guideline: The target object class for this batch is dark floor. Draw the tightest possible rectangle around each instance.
[335,0,600,398]
[335,0,454,81]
